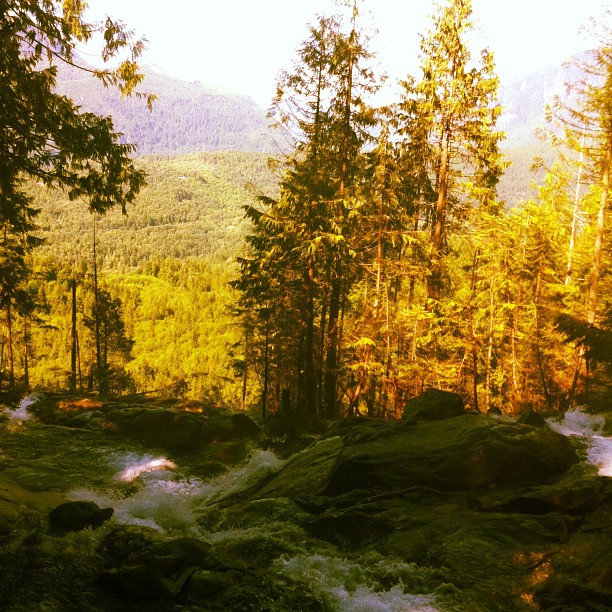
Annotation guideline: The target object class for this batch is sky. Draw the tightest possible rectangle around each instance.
[83,0,607,107]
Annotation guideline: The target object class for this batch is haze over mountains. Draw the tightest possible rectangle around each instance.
[52,53,589,209]
[56,54,584,156]
[56,60,272,155]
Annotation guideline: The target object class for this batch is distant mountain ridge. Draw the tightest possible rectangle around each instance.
[55,59,273,155]
[498,52,588,148]
[55,53,587,155]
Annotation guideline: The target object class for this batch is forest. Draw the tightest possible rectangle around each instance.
[2,0,611,423]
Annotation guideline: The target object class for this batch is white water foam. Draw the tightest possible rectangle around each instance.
[8,395,37,423]
[277,554,439,611]
[115,455,177,482]
[547,408,612,477]
[68,449,285,535]
[193,449,284,506]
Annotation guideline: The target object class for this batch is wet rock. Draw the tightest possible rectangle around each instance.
[517,409,548,428]
[48,500,113,533]
[402,388,465,421]
[305,508,394,550]
[103,406,260,452]
[534,578,612,610]
[28,394,105,426]
[185,569,326,611]
[231,412,261,437]
[255,415,578,501]
[470,471,612,517]
[98,525,214,597]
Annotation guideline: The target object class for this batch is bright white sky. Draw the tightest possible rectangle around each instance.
[84,0,607,106]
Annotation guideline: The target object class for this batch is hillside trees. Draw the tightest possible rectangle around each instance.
[0,0,149,389]
[233,0,511,419]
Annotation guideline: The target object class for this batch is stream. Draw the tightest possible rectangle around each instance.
[547,408,612,477]
[1,396,440,611]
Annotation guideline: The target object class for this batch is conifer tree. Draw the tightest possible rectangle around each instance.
[0,1,150,376]
[399,0,504,303]
[236,0,378,419]
[547,11,612,395]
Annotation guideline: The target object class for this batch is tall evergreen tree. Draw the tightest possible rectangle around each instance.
[547,11,612,396]
[0,1,150,377]
[399,0,504,303]
[235,0,378,420]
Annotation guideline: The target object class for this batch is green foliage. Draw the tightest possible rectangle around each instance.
[30,152,277,268]
[398,0,505,301]
[15,151,275,404]
[0,0,149,391]
[4,0,611,418]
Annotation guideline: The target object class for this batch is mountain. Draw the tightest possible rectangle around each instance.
[495,52,592,206]
[498,53,588,149]
[55,53,585,156]
[52,55,587,208]
[55,60,273,155]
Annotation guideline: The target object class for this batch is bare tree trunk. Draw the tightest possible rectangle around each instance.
[262,307,270,420]
[484,282,495,412]
[22,314,29,391]
[5,304,14,388]
[469,252,479,413]
[566,129,586,285]
[70,277,78,392]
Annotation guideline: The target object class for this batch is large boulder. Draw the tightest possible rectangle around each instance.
[103,406,260,452]
[402,388,465,421]
[252,414,578,500]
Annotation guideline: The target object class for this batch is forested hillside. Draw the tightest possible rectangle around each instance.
[13,139,541,402]
[32,152,278,266]
[55,59,273,154]
[20,152,277,404]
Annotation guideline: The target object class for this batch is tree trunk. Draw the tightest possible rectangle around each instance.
[22,314,29,391]
[587,142,610,325]
[324,275,341,418]
[70,277,78,391]
[5,304,14,388]
[304,256,317,416]
[566,129,586,285]
[262,307,270,420]
[428,128,450,302]
[469,251,479,413]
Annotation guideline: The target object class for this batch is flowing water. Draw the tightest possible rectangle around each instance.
[547,408,612,477]
[3,397,611,611]
[0,397,440,611]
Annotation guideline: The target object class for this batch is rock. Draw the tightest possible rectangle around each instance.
[103,407,260,452]
[402,388,465,421]
[48,501,113,533]
[231,412,261,437]
[253,415,578,501]
[517,410,548,428]
[98,525,214,597]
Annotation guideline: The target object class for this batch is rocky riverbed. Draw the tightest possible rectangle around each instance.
[1,391,612,611]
